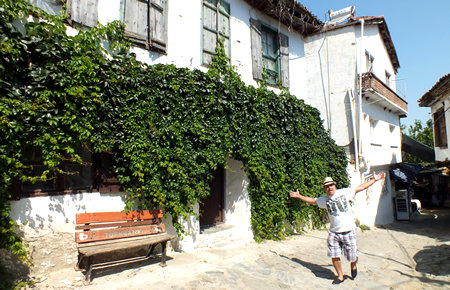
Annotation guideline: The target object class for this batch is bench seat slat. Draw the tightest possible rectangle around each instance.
[77,233,176,256]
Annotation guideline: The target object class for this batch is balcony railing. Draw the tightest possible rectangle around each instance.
[361,72,408,115]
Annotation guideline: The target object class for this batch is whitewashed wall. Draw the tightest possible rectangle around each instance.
[356,25,397,92]
[305,26,357,147]
[305,22,402,226]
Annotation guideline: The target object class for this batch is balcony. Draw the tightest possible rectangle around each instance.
[361,72,408,117]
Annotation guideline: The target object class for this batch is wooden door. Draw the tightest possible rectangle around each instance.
[200,166,224,229]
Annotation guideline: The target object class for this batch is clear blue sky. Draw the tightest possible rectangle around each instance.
[299,0,450,128]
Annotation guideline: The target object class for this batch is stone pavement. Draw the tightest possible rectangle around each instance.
[34,208,450,289]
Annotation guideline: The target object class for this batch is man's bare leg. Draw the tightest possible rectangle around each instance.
[350,257,358,278]
[332,257,344,281]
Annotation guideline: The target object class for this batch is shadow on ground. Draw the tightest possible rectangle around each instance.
[414,244,450,276]
[276,253,335,281]
[378,208,450,242]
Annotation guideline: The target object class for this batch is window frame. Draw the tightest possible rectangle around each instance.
[11,149,122,199]
[385,70,391,88]
[201,0,231,66]
[250,18,289,88]
[122,0,168,54]
[12,145,94,198]
[365,50,374,73]
[433,107,448,148]
[261,24,280,85]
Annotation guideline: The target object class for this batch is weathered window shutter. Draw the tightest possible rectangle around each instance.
[218,0,231,59]
[279,33,289,88]
[434,108,447,147]
[250,18,263,80]
[202,0,230,65]
[149,0,167,52]
[124,0,148,45]
[69,0,98,27]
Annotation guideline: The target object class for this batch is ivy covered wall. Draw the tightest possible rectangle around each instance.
[0,0,349,269]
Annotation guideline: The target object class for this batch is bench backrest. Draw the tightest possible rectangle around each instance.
[75,210,165,244]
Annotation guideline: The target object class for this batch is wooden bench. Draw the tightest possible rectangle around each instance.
[75,209,176,282]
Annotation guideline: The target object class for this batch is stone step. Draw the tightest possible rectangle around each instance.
[196,224,252,249]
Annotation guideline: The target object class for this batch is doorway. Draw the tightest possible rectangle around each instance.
[200,166,224,230]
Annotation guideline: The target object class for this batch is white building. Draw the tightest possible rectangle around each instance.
[304,13,408,226]
[11,2,408,255]
[12,0,323,251]
[418,74,450,162]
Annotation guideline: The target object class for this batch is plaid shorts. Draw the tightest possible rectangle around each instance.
[327,229,358,262]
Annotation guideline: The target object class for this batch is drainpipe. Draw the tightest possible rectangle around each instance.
[358,18,365,183]
[349,89,360,174]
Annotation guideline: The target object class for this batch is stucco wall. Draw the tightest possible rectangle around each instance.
[356,25,397,92]
[305,26,357,146]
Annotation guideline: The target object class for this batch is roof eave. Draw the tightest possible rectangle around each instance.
[243,0,324,36]
[418,74,450,107]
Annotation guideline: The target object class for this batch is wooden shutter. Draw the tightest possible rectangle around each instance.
[149,0,167,52]
[434,108,447,148]
[218,0,230,59]
[124,0,148,45]
[69,0,98,27]
[250,18,263,80]
[279,33,289,88]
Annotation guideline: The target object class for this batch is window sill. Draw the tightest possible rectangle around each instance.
[12,187,95,200]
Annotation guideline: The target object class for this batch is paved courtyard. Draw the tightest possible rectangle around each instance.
[33,208,450,289]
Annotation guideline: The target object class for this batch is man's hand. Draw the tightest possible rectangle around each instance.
[289,189,317,204]
[373,172,385,181]
[289,189,300,198]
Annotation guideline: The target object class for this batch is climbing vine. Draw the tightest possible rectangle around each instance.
[0,0,349,273]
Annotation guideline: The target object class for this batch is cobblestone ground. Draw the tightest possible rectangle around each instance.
[31,208,450,289]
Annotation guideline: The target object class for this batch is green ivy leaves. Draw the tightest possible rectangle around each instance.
[0,0,349,262]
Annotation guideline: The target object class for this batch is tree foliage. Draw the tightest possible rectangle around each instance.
[401,119,434,163]
[0,0,349,273]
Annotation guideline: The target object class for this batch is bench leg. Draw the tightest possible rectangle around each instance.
[85,256,93,282]
[146,244,156,258]
[75,253,84,271]
[159,241,168,267]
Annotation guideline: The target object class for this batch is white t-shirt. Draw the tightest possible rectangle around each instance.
[315,188,356,233]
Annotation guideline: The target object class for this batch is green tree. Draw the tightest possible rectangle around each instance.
[401,119,434,163]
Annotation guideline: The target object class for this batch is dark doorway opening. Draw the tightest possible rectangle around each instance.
[200,166,224,230]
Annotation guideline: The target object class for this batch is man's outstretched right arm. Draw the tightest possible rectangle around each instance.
[289,189,317,205]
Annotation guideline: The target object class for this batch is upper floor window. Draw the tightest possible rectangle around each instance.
[250,18,289,87]
[385,70,391,88]
[202,0,231,65]
[369,117,382,146]
[433,107,447,148]
[261,25,279,85]
[30,0,98,27]
[123,0,168,53]
[365,50,374,73]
